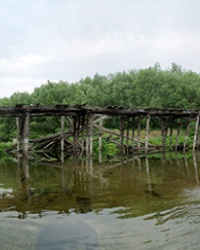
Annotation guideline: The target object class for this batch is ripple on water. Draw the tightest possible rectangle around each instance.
[140,188,200,250]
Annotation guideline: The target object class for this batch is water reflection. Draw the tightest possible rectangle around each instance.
[0,152,199,219]
[37,220,98,250]
[1,153,200,249]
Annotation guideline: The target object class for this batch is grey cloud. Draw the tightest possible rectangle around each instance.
[0,0,200,97]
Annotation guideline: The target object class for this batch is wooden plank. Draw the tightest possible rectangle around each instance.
[3,105,200,158]
[0,105,200,118]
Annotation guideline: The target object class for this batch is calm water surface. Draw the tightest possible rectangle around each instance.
[0,153,200,249]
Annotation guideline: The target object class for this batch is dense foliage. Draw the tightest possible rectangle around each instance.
[1,63,200,141]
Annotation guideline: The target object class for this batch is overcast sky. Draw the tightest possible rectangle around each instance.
[0,0,200,98]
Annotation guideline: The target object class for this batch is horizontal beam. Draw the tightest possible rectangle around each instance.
[0,105,199,118]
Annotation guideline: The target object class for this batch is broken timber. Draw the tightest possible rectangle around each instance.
[1,105,200,159]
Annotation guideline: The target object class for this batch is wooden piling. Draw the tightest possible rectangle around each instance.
[89,116,94,157]
[169,118,173,151]
[137,117,142,150]
[73,115,78,156]
[20,112,30,157]
[132,117,135,155]
[164,118,169,139]
[16,117,20,153]
[81,114,85,154]
[126,117,130,155]
[77,114,82,152]
[161,118,166,151]
[120,116,125,155]
[193,116,200,151]
[73,114,81,157]
[61,116,65,162]
[99,116,103,163]
[87,115,94,157]
[175,120,181,152]
[145,115,151,153]
[86,115,90,158]
[4,105,200,159]
[183,119,191,152]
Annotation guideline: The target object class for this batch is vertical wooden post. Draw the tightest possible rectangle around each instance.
[73,115,77,157]
[132,117,135,155]
[77,114,81,155]
[99,116,103,163]
[161,118,166,151]
[73,115,80,157]
[120,116,125,155]
[145,115,151,153]
[86,114,94,158]
[89,115,94,157]
[20,112,30,157]
[85,114,94,171]
[81,114,85,155]
[126,117,130,155]
[165,119,169,139]
[175,120,181,152]
[19,112,30,206]
[61,115,65,163]
[86,115,89,158]
[169,118,173,151]
[193,116,199,151]
[183,119,191,152]
[16,117,20,153]
[137,117,142,150]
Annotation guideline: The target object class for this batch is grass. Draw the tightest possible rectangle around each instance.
[92,128,195,158]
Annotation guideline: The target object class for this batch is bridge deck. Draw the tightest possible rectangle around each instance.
[0,105,199,117]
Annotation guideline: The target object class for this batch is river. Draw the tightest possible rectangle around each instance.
[0,152,200,249]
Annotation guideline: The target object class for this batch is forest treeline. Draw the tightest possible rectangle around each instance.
[1,63,200,141]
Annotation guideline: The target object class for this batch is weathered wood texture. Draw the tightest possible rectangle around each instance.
[3,105,200,158]
[1,105,200,117]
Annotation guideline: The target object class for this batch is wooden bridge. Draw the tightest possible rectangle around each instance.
[1,105,200,160]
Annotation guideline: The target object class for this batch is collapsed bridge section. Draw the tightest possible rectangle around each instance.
[1,105,200,159]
